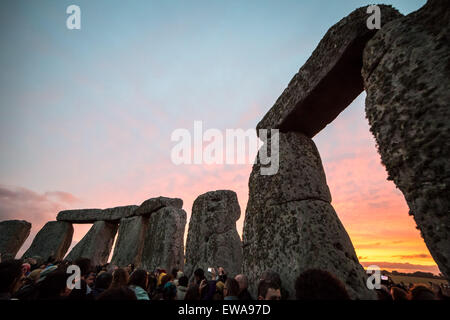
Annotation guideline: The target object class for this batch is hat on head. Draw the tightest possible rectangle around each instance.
[27,268,42,283]
[37,265,58,283]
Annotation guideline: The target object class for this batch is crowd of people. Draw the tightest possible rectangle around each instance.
[0,257,448,301]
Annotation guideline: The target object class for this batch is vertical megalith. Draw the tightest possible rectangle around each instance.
[65,221,118,266]
[242,132,375,299]
[362,0,450,279]
[22,221,73,262]
[110,216,149,267]
[184,190,242,280]
[141,207,186,272]
[0,220,31,260]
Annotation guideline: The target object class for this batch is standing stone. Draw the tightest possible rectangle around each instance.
[141,207,186,272]
[362,0,450,279]
[242,132,375,299]
[65,221,118,266]
[22,221,73,262]
[110,216,149,267]
[110,196,184,267]
[0,220,31,260]
[184,190,242,280]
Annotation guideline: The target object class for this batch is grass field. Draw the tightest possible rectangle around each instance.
[390,275,448,286]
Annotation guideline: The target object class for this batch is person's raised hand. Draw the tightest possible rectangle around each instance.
[199,279,207,294]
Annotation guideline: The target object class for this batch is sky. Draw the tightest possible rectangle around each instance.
[0,0,439,275]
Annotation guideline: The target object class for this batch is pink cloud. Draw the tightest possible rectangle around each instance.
[1,92,440,275]
[0,184,82,258]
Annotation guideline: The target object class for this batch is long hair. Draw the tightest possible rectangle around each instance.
[128,269,148,290]
[184,284,200,300]
[110,268,129,288]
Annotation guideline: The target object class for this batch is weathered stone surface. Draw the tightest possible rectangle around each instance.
[257,5,402,137]
[0,220,31,260]
[251,132,332,205]
[57,205,138,223]
[101,206,139,220]
[57,209,102,223]
[110,216,149,267]
[132,196,183,217]
[65,221,118,266]
[22,221,73,262]
[242,132,375,299]
[184,190,242,280]
[362,0,450,279]
[141,207,186,272]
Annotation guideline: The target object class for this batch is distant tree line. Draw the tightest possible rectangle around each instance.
[383,270,445,280]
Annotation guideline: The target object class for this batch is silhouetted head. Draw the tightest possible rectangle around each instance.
[97,286,137,300]
[184,284,200,301]
[390,286,408,300]
[160,274,171,287]
[295,269,350,300]
[259,270,281,287]
[258,280,281,300]
[171,268,178,279]
[129,269,148,290]
[163,282,177,300]
[36,270,71,300]
[234,274,248,292]
[147,274,157,293]
[95,272,113,290]
[409,284,436,300]
[376,285,393,301]
[126,264,135,274]
[73,258,92,278]
[0,260,24,296]
[110,268,129,288]
[178,276,189,287]
[224,278,240,297]
[194,268,205,283]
